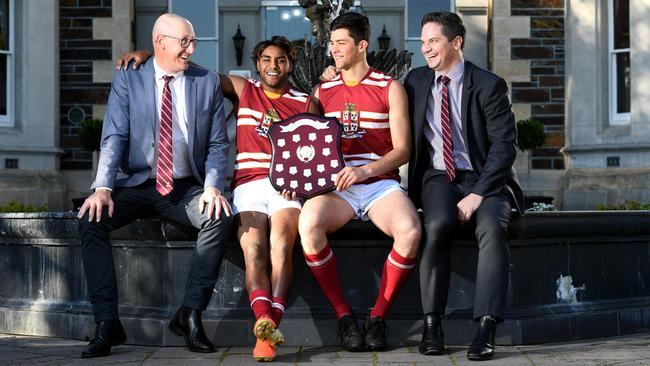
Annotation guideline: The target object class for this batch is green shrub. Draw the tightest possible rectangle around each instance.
[0,200,49,213]
[594,200,650,210]
[79,118,103,152]
[516,118,546,152]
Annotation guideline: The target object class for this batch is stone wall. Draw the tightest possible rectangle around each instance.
[509,0,565,171]
[59,0,113,171]
[2,212,650,346]
[59,0,132,171]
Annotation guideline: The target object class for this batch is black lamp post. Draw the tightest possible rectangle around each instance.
[233,24,246,66]
[377,25,391,51]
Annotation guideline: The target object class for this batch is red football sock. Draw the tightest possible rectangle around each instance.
[304,245,351,319]
[370,248,416,318]
[271,297,287,326]
[249,288,272,320]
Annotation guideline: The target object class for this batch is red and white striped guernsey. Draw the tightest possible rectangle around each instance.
[318,67,399,184]
[232,79,310,189]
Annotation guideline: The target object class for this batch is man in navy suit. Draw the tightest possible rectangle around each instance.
[404,11,524,361]
[77,13,231,358]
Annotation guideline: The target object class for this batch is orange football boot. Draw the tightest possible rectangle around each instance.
[253,338,276,362]
[253,315,276,340]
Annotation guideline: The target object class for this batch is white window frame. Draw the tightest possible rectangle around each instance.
[0,0,14,127]
[169,0,219,71]
[608,0,630,126]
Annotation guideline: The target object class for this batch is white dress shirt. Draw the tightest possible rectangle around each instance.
[423,58,473,172]
[152,58,193,179]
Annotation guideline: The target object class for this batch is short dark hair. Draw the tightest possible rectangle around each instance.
[251,36,296,68]
[330,12,370,45]
[421,11,466,49]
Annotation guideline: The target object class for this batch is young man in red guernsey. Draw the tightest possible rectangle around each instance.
[117,36,317,362]
[300,12,421,351]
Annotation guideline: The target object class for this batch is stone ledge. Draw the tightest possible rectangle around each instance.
[1,211,650,345]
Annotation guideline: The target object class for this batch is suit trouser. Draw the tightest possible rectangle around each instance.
[419,169,512,321]
[78,178,231,322]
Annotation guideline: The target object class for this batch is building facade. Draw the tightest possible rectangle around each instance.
[0,0,644,210]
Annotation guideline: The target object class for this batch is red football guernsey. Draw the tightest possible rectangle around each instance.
[232,79,310,189]
[318,68,399,184]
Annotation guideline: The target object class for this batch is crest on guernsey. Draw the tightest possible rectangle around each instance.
[267,112,345,199]
[341,102,366,139]
[256,108,281,137]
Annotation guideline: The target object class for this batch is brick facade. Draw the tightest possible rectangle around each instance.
[510,0,565,170]
[59,0,113,170]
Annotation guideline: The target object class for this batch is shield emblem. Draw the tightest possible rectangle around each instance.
[267,112,344,199]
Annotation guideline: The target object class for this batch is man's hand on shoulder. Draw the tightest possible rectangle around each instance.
[115,50,153,70]
[457,193,484,224]
[77,188,114,222]
[320,65,339,82]
[334,166,372,191]
[199,187,232,220]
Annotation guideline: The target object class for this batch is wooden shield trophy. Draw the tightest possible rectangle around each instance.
[267,113,344,199]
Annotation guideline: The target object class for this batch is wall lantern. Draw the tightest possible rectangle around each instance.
[233,24,246,66]
[377,25,391,51]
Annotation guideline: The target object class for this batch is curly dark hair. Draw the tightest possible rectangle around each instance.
[251,36,296,70]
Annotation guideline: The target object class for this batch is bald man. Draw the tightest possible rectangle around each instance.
[77,13,231,358]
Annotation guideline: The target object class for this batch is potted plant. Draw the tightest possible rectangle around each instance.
[73,119,103,209]
[516,118,549,208]
[79,118,103,173]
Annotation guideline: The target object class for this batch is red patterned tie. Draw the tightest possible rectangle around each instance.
[440,75,456,183]
[156,75,174,196]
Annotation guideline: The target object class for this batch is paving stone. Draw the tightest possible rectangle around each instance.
[149,346,224,359]
[141,358,217,366]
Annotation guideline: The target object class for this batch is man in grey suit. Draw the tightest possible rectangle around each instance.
[77,13,231,358]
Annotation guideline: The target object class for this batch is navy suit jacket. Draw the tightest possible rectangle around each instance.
[404,60,524,215]
[92,58,229,193]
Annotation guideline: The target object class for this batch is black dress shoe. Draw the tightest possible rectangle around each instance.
[364,315,388,351]
[336,314,364,352]
[168,306,216,353]
[418,314,445,355]
[467,315,497,361]
[81,319,127,358]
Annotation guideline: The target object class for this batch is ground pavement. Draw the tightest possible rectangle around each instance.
[1,332,649,365]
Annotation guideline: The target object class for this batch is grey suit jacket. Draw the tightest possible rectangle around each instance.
[92,58,229,193]
[404,60,524,215]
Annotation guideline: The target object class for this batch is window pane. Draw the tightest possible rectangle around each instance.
[0,54,6,115]
[613,0,629,49]
[0,0,8,50]
[406,39,426,69]
[616,52,630,113]
[191,40,216,71]
[408,0,451,38]
[265,7,313,43]
[173,0,215,37]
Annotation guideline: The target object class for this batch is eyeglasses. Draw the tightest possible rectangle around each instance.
[162,35,199,48]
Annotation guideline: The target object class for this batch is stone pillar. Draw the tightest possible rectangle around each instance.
[0,0,65,210]
[490,0,565,203]
[562,0,650,209]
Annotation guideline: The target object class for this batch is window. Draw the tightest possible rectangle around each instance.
[264,5,312,43]
[609,0,630,126]
[0,0,13,127]
[262,1,361,44]
[406,0,453,69]
[171,0,219,71]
